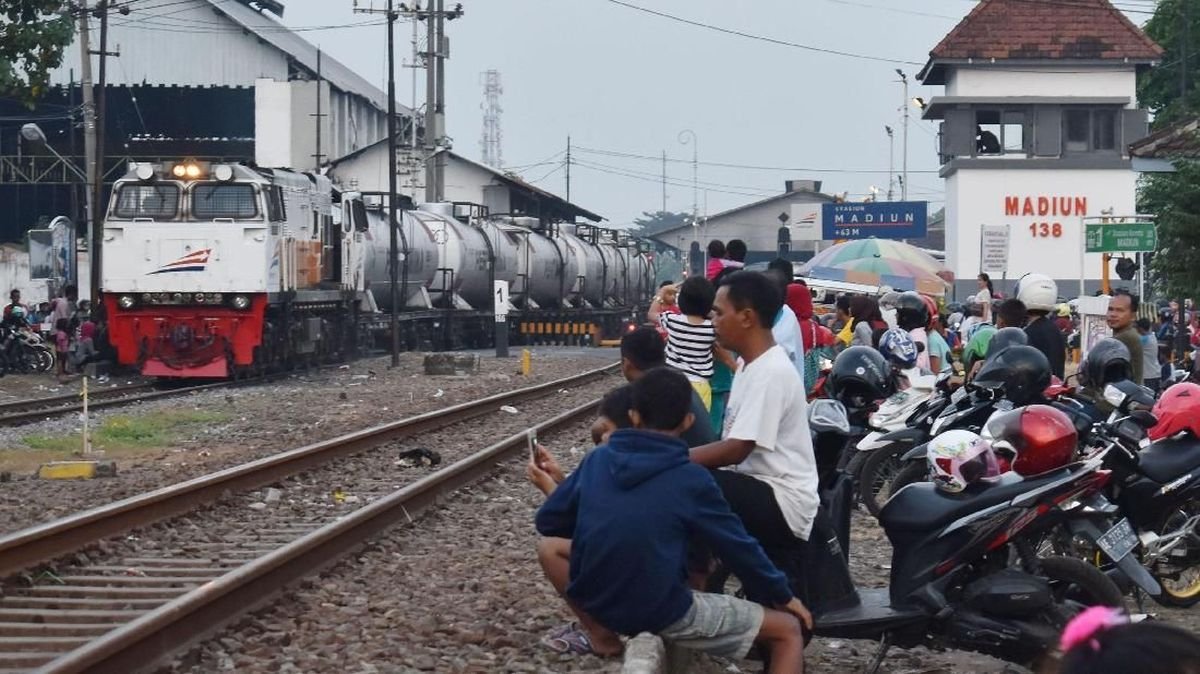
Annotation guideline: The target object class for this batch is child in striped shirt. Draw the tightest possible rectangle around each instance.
[659,276,717,410]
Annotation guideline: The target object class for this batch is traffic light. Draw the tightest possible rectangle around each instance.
[1115,256,1138,281]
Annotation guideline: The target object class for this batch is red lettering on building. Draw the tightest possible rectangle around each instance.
[1005,196,1019,216]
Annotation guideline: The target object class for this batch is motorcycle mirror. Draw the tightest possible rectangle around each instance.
[1129,409,1159,429]
[1103,384,1128,409]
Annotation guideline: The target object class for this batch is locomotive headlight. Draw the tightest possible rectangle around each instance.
[231,294,250,310]
[171,164,186,178]
[118,295,135,309]
[213,164,234,181]
[134,164,155,181]
[184,164,201,179]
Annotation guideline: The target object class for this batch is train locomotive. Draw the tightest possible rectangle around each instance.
[100,160,653,378]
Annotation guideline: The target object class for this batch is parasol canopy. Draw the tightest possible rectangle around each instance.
[801,239,951,296]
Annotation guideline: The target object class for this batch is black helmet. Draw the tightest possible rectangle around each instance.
[973,345,1051,405]
[986,327,1029,359]
[828,346,893,406]
[1079,337,1132,390]
[894,291,929,331]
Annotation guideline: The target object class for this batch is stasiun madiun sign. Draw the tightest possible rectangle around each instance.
[821,202,928,240]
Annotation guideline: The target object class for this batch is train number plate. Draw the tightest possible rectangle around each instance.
[1097,518,1137,561]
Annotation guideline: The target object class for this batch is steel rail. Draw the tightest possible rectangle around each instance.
[0,384,155,416]
[0,366,342,427]
[36,397,600,673]
[0,362,616,578]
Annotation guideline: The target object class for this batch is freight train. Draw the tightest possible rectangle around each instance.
[100,160,653,378]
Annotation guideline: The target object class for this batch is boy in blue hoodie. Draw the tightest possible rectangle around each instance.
[528,367,812,672]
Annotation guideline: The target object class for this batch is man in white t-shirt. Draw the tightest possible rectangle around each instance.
[694,271,819,568]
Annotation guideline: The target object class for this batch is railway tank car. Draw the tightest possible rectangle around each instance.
[99,161,655,379]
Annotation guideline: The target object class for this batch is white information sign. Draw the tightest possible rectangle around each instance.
[980,224,1010,276]
[494,280,510,320]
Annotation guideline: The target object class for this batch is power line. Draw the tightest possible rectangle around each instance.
[573,145,941,174]
[603,0,923,66]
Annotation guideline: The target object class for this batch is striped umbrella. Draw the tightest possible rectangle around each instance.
[804,239,946,276]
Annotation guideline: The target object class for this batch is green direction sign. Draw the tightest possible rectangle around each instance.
[1084,222,1157,253]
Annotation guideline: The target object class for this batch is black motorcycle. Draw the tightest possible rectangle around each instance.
[711,455,1123,673]
[1056,382,1200,607]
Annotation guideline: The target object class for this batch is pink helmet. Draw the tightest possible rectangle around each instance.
[927,430,1002,493]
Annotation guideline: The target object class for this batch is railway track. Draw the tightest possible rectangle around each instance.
[0,364,616,673]
[0,365,343,427]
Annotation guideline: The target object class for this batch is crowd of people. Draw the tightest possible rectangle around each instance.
[522,258,1200,672]
[1,285,100,378]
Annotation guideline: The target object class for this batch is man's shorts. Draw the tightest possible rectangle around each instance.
[659,591,764,659]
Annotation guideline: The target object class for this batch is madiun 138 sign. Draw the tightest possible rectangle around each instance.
[821,201,928,240]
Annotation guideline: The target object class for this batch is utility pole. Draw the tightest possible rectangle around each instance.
[896,69,909,201]
[355,0,403,367]
[78,0,96,299]
[90,1,120,306]
[1179,1,1190,365]
[423,1,437,202]
[479,69,502,168]
[565,136,571,202]
[311,48,326,168]
[433,0,447,202]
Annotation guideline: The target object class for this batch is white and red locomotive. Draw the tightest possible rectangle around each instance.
[100,160,652,378]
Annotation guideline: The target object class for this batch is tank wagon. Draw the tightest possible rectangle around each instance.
[100,161,652,378]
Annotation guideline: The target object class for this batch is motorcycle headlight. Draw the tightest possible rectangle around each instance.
[231,295,251,310]
[118,295,135,309]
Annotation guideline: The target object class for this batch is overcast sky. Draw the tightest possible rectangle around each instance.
[280,0,1150,226]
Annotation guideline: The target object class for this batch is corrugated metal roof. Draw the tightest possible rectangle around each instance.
[208,0,409,115]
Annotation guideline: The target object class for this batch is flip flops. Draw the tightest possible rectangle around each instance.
[540,622,595,655]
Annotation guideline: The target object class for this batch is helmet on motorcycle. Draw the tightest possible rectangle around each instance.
[1058,303,1072,318]
[878,327,918,370]
[985,326,1029,359]
[1078,338,1132,390]
[1015,273,1058,313]
[894,291,930,331]
[9,305,25,320]
[985,404,1078,476]
[927,430,1001,493]
[973,345,1051,405]
[1149,382,1200,441]
[828,346,893,405]
[919,294,939,328]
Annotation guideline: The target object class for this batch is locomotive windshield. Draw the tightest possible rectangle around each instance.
[112,184,180,219]
[192,184,259,219]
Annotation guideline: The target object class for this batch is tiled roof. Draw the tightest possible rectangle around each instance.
[928,0,1162,63]
[1128,118,1200,159]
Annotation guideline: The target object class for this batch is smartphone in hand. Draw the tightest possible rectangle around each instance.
[527,429,539,465]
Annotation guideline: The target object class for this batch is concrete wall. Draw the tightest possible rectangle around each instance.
[654,193,830,259]
[945,66,1138,103]
[0,244,90,304]
[945,168,1136,292]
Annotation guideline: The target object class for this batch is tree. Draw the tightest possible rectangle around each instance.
[1142,163,1200,301]
[0,1,75,105]
[631,210,690,236]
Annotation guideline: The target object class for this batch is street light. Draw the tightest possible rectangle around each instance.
[885,125,895,201]
[677,129,698,264]
[21,124,87,182]
[895,69,909,202]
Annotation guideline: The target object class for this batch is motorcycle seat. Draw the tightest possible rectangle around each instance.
[1138,437,1200,484]
[879,469,1073,533]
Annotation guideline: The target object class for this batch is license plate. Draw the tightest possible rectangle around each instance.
[1096,518,1138,562]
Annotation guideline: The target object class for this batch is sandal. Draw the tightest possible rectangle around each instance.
[541,626,595,655]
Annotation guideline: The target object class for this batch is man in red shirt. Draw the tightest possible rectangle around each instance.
[2,289,28,327]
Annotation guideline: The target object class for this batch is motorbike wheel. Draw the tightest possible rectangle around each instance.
[859,446,908,516]
[1149,502,1200,608]
[35,348,55,373]
[888,461,929,499]
[1040,556,1125,610]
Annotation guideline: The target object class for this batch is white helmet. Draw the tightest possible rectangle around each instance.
[927,430,1001,493]
[1015,273,1058,313]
